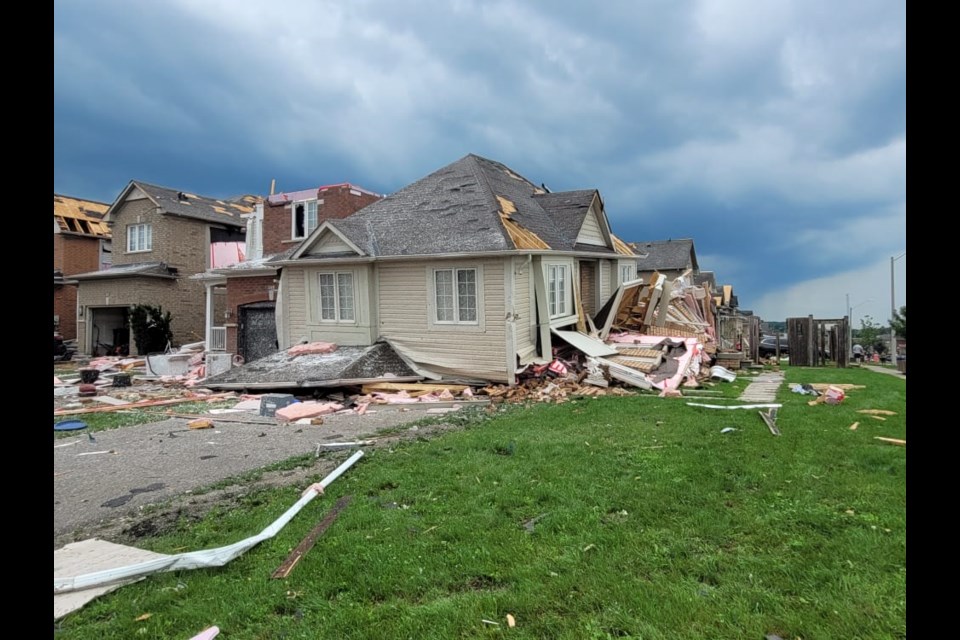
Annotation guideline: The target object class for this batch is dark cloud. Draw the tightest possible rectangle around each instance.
[53,0,905,319]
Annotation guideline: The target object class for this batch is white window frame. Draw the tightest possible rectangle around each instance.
[126,223,152,253]
[427,265,485,330]
[620,264,634,284]
[292,199,321,240]
[316,270,356,323]
[547,264,569,318]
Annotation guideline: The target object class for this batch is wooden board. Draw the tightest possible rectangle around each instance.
[271,496,353,579]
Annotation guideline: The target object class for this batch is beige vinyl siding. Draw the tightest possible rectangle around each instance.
[379,258,509,382]
[576,207,606,246]
[307,230,355,255]
[599,260,612,302]
[283,267,307,347]
[513,257,536,361]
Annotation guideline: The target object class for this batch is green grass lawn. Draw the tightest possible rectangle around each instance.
[56,367,905,639]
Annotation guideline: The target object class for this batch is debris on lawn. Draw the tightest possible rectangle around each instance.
[507,614,517,628]
[709,366,737,382]
[187,419,214,430]
[481,620,501,626]
[874,437,905,446]
[687,403,782,410]
[720,427,737,434]
[54,451,365,598]
[858,409,897,416]
[849,422,860,430]
[271,495,353,579]
[135,613,152,622]
[759,408,780,436]
[790,383,820,396]
[189,627,220,640]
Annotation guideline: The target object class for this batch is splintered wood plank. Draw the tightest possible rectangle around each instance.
[271,496,353,579]
[654,279,674,327]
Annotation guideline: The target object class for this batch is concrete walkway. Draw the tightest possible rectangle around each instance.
[861,365,906,378]
[737,371,786,403]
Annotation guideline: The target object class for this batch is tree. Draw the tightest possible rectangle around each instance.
[857,315,884,354]
[890,305,906,341]
[129,304,173,354]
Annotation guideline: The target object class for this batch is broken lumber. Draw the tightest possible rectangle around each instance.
[858,409,897,416]
[271,495,353,579]
[53,393,235,416]
[360,382,468,395]
[874,437,905,446]
[759,409,781,436]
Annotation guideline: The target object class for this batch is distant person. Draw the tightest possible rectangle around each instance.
[852,343,864,363]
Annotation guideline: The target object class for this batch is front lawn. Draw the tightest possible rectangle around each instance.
[56,366,906,639]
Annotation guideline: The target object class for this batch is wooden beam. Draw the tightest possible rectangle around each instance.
[271,495,353,579]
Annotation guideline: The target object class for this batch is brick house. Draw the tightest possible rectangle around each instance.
[53,194,112,340]
[72,181,258,355]
[198,183,381,363]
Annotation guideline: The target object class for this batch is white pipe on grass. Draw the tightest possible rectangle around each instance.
[54,450,364,594]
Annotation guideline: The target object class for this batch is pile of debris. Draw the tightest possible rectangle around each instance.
[596,271,717,355]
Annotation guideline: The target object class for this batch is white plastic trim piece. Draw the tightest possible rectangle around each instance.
[54,450,364,594]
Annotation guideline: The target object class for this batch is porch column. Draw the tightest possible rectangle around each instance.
[204,281,214,349]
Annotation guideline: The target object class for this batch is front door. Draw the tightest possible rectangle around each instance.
[237,302,278,363]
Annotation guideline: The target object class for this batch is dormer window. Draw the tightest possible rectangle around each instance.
[292,199,320,239]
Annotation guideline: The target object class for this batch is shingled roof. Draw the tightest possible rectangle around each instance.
[629,238,698,272]
[292,154,619,259]
[114,181,260,228]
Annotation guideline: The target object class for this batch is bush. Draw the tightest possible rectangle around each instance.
[129,304,173,354]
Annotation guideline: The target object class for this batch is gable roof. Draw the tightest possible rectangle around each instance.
[108,181,259,228]
[629,238,698,271]
[292,154,620,260]
[693,271,716,289]
[53,194,111,237]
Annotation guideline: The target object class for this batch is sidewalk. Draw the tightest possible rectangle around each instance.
[861,364,906,378]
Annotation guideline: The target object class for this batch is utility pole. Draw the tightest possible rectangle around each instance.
[890,251,906,360]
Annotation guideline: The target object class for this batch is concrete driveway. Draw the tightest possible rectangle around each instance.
[54,407,434,544]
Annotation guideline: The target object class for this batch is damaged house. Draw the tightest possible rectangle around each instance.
[264,154,638,384]
[53,194,112,340]
[196,183,382,363]
[629,238,700,284]
[71,181,259,355]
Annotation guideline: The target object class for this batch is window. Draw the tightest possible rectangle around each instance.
[548,264,568,317]
[621,265,634,283]
[126,223,152,252]
[293,200,319,239]
[318,272,355,321]
[434,268,478,324]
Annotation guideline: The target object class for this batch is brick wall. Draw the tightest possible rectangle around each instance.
[54,234,101,274]
[54,285,77,340]
[262,186,381,255]
[224,274,277,353]
[54,234,104,340]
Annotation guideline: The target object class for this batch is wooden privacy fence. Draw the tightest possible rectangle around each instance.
[787,316,850,367]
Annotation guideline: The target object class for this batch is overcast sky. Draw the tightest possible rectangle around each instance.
[54,0,906,324]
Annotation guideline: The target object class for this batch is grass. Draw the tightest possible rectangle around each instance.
[56,366,905,639]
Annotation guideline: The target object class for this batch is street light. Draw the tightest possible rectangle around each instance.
[890,251,906,359]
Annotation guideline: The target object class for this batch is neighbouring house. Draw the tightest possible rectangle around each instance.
[266,153,637,384]
[197,183,382,363]
[53,194,112,340]
[71,181,259,355]
[628,238,699,283]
